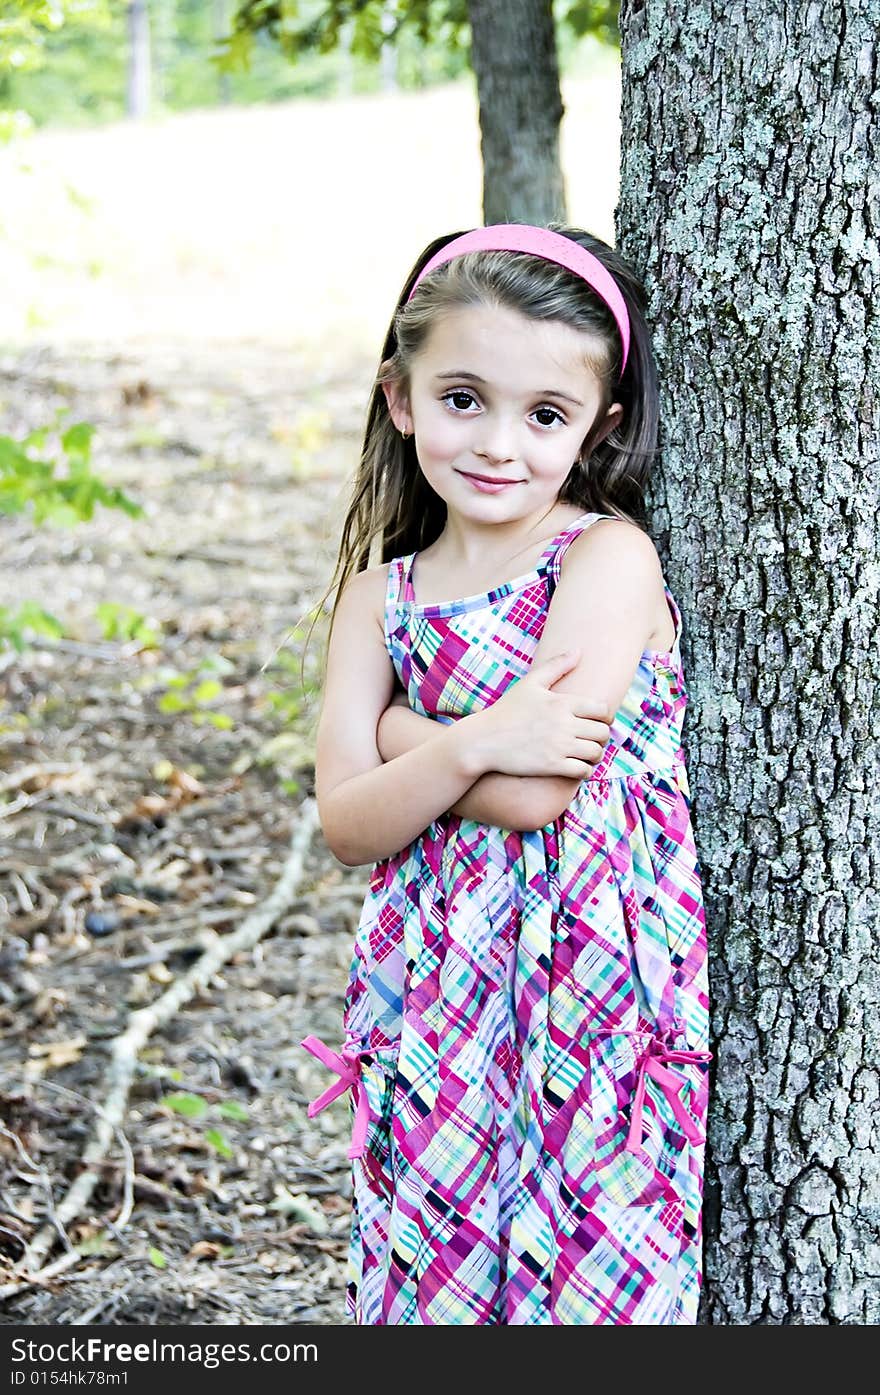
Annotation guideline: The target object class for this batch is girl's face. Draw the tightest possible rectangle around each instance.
[386,302,623,527]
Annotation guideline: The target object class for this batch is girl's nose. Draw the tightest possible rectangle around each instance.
[475,417,518,464]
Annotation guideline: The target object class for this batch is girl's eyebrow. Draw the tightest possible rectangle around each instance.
[433,371,584,407]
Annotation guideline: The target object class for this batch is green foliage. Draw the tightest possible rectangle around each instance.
[0,0,115,131]
[257,615,324,794]
[262,627,322,726]
[159,1088,249,1160]
[95,602,161,649]
[558,0,619,48]
[2,0,471,129]
[0,414,142,526]
[1,0,619,132]
[166,0,381,108]
[161,1090,208,1118]
[0,1,110,75]
[225,0,619,71]
[223,0,469,67]
[153,652,236,729]
[203,1128,233,1158]
[0,600,64,652]
[216,1099,249,1121]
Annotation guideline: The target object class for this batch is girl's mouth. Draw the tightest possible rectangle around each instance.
[456,471,523,493]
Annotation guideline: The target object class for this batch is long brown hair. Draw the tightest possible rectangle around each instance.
[302,224,659,679]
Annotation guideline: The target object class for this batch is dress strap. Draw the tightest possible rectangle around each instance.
[385,555,409,609]
[662,586,684,655]
[541,511,618,592]
[543,516,685,658]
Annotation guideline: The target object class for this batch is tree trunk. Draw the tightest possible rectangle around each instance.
[616,0,879,1324]
[467,0,566,224]
[126,0,151,119]
[214,0,232,104]
[380,4,399,93]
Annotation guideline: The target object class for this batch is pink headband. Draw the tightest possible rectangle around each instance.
[406,224,630,377]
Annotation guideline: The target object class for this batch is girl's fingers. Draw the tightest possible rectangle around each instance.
[561,758,596,776]
[575,722,611,744]
[571,700,613,724]
[575,742,605,764]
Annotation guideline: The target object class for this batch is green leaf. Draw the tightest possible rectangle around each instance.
[95,601,134,639]
[148,1247,167,1269]
[15,602,64,638]
[216,1099,248,1121]
[157,692,189,713]
[204,1128,233,1158]
[39,500,84,528]
[192,678,222,704]
[160,1091,208,1118]
[204,711,234,730]
[213,28,254,74]
[22,425,50,452]
[61,420,95,461]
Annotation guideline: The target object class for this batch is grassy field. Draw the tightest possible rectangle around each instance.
[0,53,620,361]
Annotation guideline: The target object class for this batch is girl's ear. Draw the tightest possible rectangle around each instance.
[585,401,624,453]
[382,378,413,437]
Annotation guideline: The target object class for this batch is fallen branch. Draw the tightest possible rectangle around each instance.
[34,801,116,832]
[25,636,126,663]
[14,797,320,1280]
[29,1078,137,1234]
[0,1245,89,1300]
[0,764,84,796]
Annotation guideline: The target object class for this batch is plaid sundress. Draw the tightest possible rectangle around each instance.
[303,510,711,1325]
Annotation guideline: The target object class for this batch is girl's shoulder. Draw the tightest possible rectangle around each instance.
[337,562,395,633]
[558,514,659,573]
[554,517,674,649]
[545,513,659,588]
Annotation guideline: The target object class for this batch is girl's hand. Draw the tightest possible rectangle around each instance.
[470,648,611,778]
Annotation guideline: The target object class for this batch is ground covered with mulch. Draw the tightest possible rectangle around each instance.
[0,339,378,1325]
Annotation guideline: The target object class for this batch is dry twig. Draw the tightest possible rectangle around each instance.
[11,798,319,1283]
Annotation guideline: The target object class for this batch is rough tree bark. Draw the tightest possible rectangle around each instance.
[616,0,879,1323]
[468,0,566,223]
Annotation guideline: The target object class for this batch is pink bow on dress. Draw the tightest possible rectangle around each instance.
[625,1031,712,1153]
[300,1035,374,1160]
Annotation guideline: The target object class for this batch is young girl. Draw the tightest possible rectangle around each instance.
[301,223,710,1326]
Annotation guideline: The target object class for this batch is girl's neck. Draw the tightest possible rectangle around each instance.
[429,503,588,570]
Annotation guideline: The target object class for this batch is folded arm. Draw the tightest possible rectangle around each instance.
[376,518,667,832]
[377,695,575,832]
[316,567,498,867]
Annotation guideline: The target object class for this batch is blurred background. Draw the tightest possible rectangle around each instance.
[0,0,620,357]
[0,2,625,1324]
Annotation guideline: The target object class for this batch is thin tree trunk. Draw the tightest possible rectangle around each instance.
[126,0,151,119]
[616,0,879,1324]
[467,0,566,223]
[338,20,354,99]
[214,0,232,104]
[380,4,398,93]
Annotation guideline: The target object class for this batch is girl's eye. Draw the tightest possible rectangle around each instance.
[442,390,478,412]
[533,407,564,427]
